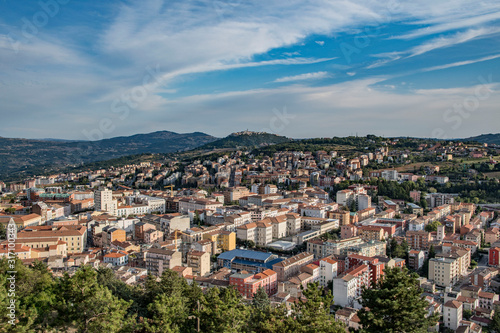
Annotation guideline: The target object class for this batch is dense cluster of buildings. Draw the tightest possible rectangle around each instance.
[1,139,499,332]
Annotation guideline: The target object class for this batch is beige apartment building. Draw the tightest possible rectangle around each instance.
[145,248,182,276]
[429,257,460,287]
[187,250,210,276]
[272,252,314,281]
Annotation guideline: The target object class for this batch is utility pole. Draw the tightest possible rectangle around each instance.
[188,299,201,332]
[197,299,200,332]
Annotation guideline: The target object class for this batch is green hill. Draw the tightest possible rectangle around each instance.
[0,131,216,181]
[199,131,291,149]
[461,133,500,145]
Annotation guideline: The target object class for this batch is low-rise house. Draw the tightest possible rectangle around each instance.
[335,307,362,331]
[103,250,129,266]
[478,291,499,310]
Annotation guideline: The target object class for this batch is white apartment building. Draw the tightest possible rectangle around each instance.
[443,300,462,331]
[381,169,398,181]
[236,223,257,243]
[264,184,278,194]
[319,257,338,287]
[333,275,358,308]
[178,198,223,214]
[236,220,273,246]
[332,266,370,309]
[256,221,273,246]
[302,205,327,218]
[125,194,166,214]
[357,194,371,211]
[95,188,117,215]
[336,190,355,206]
[325,237,364,256]
[270,216,287,239]
[224,212,252,228]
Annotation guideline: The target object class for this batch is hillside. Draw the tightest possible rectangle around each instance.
[199,131,291,149]
[461,133,500,145]
[0,131,217,181]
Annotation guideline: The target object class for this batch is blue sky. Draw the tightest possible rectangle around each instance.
[0,0,499,140]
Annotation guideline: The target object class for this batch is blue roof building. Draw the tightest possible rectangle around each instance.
[217,249,283,273]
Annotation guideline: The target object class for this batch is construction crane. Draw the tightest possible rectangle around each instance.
[172,229,181,250]
[164,184,174,197]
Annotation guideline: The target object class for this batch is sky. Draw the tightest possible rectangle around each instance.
[0,0,499,140]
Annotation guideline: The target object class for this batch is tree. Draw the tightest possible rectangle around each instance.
[349,200,357,212]
[4,207,16,214]
[285,283,345,333]
[387,238,398,258]
[428,245,436,259]
[193,212,202,225]
[249,286,282,333]
[358,267,439,333]
[96,267,145,318]
[200,286,249,333]
[57,265,133,333]
[425,221,441,232]
[490,309,500,333]
[392,239,408,259]
[463,309,473,320]
[252,286,270,312]
[0,258,58,331]
[419,198,428,210]
[0,224,5,239]
[144,294,189,333]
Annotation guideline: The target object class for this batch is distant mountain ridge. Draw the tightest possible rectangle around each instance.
[461,133,500,145]
[0,131,217,181]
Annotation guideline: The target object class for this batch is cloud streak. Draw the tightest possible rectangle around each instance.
[421,53,500,72]
[274,71,330,83]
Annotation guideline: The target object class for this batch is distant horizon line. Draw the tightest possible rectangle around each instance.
[1,129,498,142]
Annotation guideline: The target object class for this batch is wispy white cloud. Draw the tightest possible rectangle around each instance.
[315,41,325,46]
[395,10,500,40]
[366,56,401,69]
[421,53,500,72]
[407,27,500,57]
[274,71,330,83]
[367,26,500,69]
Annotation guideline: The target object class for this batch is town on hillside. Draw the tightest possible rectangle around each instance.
[1,137,500,332]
